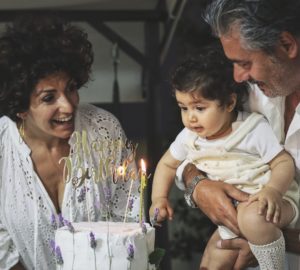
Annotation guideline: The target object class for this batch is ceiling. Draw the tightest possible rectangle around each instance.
[0,0,164,10]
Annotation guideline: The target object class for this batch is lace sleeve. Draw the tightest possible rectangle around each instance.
[0,220,20,269]
[0,118,20,269]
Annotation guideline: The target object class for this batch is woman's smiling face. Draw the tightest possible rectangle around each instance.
[22,72,79,141]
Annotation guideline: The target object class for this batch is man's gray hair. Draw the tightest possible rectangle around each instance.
[203,0,300,52]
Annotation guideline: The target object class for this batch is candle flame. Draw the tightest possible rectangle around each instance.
[141,159,146,172]
[117,166,125,176]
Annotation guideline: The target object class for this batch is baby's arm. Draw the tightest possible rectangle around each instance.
[248,150,295,223]
[150,149,181,223]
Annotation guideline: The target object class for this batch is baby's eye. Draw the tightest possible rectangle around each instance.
[179,106,187,111]
[41,94,55,103]
[196,107,205,111]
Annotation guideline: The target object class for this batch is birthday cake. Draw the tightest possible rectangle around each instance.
[54,221,155,270]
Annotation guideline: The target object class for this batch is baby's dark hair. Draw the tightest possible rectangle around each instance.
[171,44,248,111]
[0,13,94,121]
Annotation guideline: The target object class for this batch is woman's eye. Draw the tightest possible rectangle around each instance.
[196,107,205,111]
[41,95,54,103]
[179,107,187,111]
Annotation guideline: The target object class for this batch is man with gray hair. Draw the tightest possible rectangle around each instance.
[181,0,300,269]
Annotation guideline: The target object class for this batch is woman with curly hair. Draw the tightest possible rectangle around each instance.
[0,14,139,270]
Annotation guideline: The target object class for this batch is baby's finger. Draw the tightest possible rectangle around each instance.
[258,198,267,215]
[167,206,174,220]
[272,205,281,224]
[158,208,168,221]
[266,202,275,221]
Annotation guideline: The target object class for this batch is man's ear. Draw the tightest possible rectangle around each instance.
[279,31,298,59]
[227,93,237,112]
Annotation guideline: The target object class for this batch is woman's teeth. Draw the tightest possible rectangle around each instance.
[54,116,72,123]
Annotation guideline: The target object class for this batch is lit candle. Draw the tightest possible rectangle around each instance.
[139,159,147,223]
[117,165,125,182]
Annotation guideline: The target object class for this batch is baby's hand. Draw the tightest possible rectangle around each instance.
[247,186,283,224]
[149,198,174,226]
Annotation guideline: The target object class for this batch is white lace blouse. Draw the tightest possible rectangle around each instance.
[0,104,140,270]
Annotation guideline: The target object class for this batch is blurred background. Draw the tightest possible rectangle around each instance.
[0,1,218,269]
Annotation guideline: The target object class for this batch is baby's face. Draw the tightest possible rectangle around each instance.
[175,90,234,140]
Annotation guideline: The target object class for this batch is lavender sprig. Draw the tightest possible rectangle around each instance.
[58,214,64,228]
[89,232,97,249]
[141,220,147,234]
[63,219,75,233]
[55,246,64,265]
[77,186,86,203]
[103,186,112,205]
[128,198,134,212]
[127,244,134,261]
[50,239,56,254]
[150,208,159,227]
[50,214,57,230]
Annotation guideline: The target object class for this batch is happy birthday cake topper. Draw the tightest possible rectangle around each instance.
[59,130,139,187]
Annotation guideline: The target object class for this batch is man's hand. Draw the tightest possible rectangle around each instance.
[182,163,249,237]
[218,237,258,269]
[193,180,249,235]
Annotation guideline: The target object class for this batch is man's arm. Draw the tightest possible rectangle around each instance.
[183,163,249,235]
[219,238,258,269]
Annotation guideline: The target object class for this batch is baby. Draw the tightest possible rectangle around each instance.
[150,46,299,269]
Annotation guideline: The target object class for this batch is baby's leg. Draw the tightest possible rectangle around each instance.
[200,229,238,270]
[237,200,294,270]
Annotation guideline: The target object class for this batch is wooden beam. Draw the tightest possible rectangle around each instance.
[0,9,167,22]
[88,21,146,66]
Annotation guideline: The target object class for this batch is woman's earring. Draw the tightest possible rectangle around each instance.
[19,118,25,142]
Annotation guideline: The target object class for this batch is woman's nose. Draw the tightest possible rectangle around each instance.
[59,95,74,112]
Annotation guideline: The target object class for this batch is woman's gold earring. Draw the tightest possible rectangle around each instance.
[19,118,25,142]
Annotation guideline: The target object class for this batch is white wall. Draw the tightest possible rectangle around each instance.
[77,21,145,103]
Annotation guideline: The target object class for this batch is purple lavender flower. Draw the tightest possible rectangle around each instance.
[94,199,101,210]
[49,239,56,254]
[89,231,97,249]
[141,220,147,234]
[150,208,159,227]
[58,213,64,228]
[103,186,112,205]
[128,198,134,212]
[55,246,64,265]
[50,214,57,230]
[63,219,75,233]
[77,186,86,203]
[127,244,134,261]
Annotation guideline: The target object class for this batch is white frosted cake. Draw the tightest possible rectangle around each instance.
[54,221,155,270]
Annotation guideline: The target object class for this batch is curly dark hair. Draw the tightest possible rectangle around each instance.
[171,43,248,111]
[0,13,94,121]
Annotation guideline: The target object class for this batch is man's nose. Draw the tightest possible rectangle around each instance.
[233,65,250,83]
